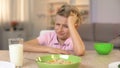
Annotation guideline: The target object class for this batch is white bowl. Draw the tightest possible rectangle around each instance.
[108,61,120,68]
[0,61,15,68]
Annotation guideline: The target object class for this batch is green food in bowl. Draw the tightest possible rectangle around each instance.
[94,42,113,55]
[36,54,81,68]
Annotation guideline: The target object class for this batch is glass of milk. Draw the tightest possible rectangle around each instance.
[8,38,23,68]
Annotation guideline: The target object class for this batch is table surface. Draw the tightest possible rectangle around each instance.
[0,50,120,68]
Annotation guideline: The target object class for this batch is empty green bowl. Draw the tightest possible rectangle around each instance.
[36,54,81,68]
[94,42,113,55]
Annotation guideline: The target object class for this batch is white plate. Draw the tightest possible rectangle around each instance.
[108,61,120,68]
[0,61,15,68]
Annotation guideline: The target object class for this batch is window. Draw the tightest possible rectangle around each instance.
[0,0,30,24]
[0,0,10,22]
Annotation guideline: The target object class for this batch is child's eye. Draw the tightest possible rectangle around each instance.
[63,25,68,28]
[55,23,60,26]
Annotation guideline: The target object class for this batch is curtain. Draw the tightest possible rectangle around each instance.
[0,0,30,25]
[0,0,10,24]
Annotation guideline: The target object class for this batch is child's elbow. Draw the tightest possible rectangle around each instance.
[75,50,85,56]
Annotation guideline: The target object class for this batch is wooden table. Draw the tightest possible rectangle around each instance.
[0,50,120,68]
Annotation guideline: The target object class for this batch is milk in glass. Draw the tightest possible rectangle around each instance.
[9,44,23,66]
[8,38,23,67]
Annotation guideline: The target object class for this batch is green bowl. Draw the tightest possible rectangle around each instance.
[36,54,81,68]
[94,42,113,55]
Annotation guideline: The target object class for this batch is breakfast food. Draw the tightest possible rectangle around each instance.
[46,59,72,64]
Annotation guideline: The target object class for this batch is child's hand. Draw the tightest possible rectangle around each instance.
[68,12,78,26]
[48,48,70,54]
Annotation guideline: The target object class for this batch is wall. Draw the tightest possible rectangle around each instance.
[30,0,48,38]
[76,0,89,5]
[0,26,2,49]
[91,0,120,23]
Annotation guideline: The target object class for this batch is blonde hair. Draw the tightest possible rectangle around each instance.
[56,4,81,24]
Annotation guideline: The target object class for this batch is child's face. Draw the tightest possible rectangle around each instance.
[54,15,70,40]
